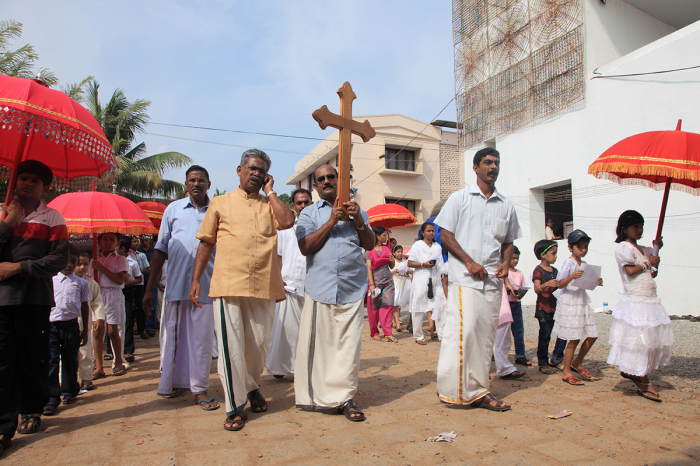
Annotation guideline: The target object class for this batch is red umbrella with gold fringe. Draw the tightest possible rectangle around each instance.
[588,119,700,247]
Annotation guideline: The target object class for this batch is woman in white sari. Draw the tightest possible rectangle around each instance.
[407,222,445,344]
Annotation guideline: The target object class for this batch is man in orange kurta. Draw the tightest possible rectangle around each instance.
[190,149,294,431]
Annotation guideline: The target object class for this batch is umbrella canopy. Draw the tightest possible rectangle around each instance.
[137,201,166,228]
[0,75,116,204]
[367,203,417,229]
[48,191,158,236]
[588,119,700,242]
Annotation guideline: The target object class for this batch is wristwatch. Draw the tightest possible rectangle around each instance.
[266,190,277,197]
[355,222,366,231]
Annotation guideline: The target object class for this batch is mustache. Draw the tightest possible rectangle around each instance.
[488,170,498,175]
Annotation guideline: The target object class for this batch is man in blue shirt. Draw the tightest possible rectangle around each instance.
[294,164,375,422]
[143,165,219,411]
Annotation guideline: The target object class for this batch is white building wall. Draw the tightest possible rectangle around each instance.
[461,14,700,315]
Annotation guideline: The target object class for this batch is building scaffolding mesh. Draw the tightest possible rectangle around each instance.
[453,0,585,150]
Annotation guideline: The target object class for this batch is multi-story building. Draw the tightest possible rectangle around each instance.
[453,0,700,313]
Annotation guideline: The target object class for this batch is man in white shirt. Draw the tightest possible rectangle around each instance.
[434,147,522,411]
[265,188,312,378]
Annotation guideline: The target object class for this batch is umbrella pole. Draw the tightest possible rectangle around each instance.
[1,135,29,220]
[654,178,672,254]
[93,235,99,281]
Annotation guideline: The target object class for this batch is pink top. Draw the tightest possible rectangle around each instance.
[367,245,392,269]
[507,269,525,302]
[97,251,128,289]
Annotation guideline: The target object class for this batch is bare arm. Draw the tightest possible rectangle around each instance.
[440,229,487,278]
[365,259,374,292]
[143,250,167,314]
[496,242,514,279]
[91,260,126,286]
[298,199,345,256]
[189,241,215,308]
[264,176,294,230]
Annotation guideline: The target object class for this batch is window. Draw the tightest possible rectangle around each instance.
[386,198,416,216]
[307,173,314,192]
[384,148,415,171]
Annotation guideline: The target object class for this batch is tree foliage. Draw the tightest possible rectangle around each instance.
[0,20,57,86]
[85,81,192,199]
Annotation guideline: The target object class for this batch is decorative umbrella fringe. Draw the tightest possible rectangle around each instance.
[63,225,158,235]
[588,163,700,182]
[593,172,700,196]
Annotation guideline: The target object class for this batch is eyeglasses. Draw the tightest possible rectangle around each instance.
[316,174,336,183]
[241,165,267,177]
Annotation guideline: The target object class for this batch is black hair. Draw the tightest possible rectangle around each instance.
[615,210,645,243]
[473,147,500,166]
[418,221,435,240]
[68,246,79,258]
[512,245,520,256]
[118,236,131,252]
[534,239,557,259]
[392,244,403,253]
[291,188,312,203]
[17,160,53,186]
[373,225,387,245]
[97,232,121,242]
[78,250,92,259]
[186,165,210,181]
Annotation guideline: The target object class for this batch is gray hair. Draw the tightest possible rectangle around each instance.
[240,149,271,172]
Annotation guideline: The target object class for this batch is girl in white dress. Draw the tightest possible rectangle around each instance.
[407,223,445,345]
[390,245,411,332]
[553,229,603,386]
[607,210,672,402]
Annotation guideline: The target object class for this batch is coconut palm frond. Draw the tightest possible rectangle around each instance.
[60,75,94,103]
[134,151,192,175]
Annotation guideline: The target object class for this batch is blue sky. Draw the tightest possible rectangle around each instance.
[5,1,456,195]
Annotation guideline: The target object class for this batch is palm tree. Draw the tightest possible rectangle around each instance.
[0,20,57,85]
[85,81,192,199]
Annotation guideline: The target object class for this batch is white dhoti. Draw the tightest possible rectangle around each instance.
[437,283,501,404]
[158,300,215,396]
[294,296,363,409]
[214,296,275,416]
[493,323,517,377]
[266,292,304,377]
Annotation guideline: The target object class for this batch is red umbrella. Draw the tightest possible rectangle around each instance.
[588,120,700,244]
[0,75,115,208]
[49,192,157,277]
[137,201,166,228]
[366,203,417,229]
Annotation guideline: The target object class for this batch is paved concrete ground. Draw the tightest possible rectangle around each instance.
[3,316,699,466]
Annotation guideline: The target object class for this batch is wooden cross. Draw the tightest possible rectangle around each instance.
[313,82,376,209]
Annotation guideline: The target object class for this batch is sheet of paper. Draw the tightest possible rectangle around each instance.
[513,276,533,290]
[429,254,441,262]
[570,263,602,290]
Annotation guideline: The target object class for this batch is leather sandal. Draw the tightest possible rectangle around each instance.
[469,393,511,412]
[223,412,248,431]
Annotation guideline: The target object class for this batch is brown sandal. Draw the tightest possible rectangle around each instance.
[385,336,398,343]
[470,393,511,412]
[223,412,248,431]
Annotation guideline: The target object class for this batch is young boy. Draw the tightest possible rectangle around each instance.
[91,232,128,376]
[532,239,567,374]
[507,247,530,366]
[75,250,105,389]
[0,160,69,446]
[130,236,150,339]
[44,247,91,415]
[118,237,142,362]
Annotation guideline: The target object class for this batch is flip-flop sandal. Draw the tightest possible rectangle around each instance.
[469,394,511,412]
[415,340,427,345]
[515,358,533,367]
[17,414,41,434]
[112,366,127,377]
[223,412,248,431]
[340,400,366,421]
[572,366,596,381]
[500,371,526,379]
[92,371,106,380]
[549,362,565,371]
[637,384,663,403]
[385,336,399,343]
[196,396,220,411]
[562,375,584,386]
[370,336,382,341]
[248,389,267,413]
[103,354,113,361]
[539,366,556,374]
[161,389,183,399]
[124,354,135,363]
[620,372,643,389]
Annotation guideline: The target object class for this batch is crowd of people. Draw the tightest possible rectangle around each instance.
[0,147,674,456]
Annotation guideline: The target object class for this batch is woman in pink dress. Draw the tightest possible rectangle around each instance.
[367,226,397,343]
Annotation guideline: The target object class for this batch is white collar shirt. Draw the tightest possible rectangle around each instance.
[50,272,92,322]
[434,184,522,290]
[277,219,306,296]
